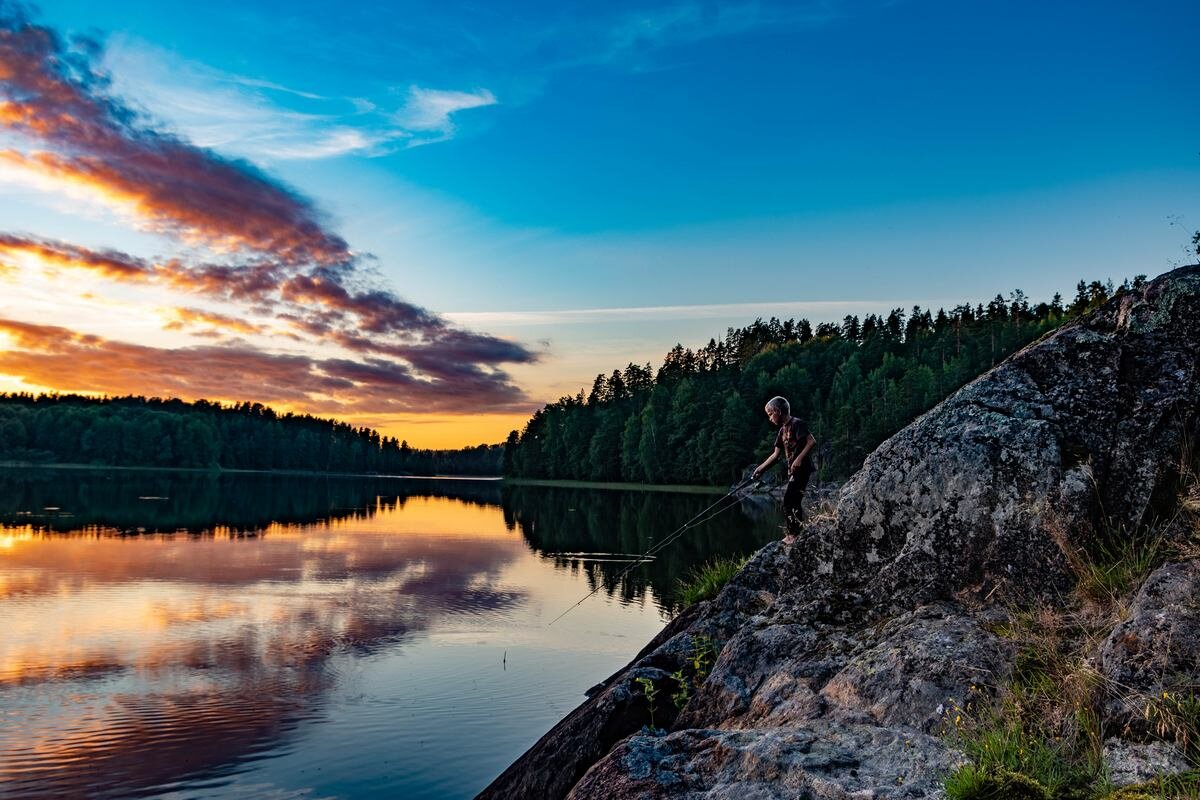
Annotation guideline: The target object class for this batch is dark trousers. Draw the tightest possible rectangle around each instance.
[783,469,811,536]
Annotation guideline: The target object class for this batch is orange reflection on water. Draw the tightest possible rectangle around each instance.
[0,496,529,799]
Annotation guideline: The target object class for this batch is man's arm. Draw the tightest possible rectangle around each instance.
[752,446,781,479]
[788,433,816,475]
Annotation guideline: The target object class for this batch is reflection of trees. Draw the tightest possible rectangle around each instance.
[0,486,526,799]
[0,469,784,610]
[0,469,504,534]
[0,471,781,796]
[500,485,780,610]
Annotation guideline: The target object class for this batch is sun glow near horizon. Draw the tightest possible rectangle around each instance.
[0,1,1194,450]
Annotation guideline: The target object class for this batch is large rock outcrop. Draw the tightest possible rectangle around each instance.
[479,266,1200,799]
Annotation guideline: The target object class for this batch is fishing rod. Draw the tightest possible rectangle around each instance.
[546,475,761,627]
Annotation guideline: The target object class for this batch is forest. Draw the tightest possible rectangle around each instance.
[505,278,1145,485]
[0,393,504,475]
[0,277,1143,482]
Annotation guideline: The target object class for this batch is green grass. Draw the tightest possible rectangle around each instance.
[946,466,1200,799]
[944,764,1053,800]
[677,555,749,606]
[943,704,1095,799]
[1101,771,1200,799]
[1076,530,1168,606]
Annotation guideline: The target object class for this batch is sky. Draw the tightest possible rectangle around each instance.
[0,0,1196,447]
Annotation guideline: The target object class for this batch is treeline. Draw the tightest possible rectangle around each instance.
[0,394,504,475]
[506,278,1145,484]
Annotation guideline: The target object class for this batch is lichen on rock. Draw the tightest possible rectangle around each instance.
[477,266,1200,800]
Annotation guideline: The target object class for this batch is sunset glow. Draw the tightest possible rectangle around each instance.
[0,2,1195,447]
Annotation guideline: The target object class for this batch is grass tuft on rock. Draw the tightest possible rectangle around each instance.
[943,695,1095,799]
[944,764,1053,800]
[1075,529,1168,606]
[677,555,749,606]
[948,489,1200,800]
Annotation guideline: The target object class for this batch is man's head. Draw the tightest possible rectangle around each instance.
[764,396,790,426]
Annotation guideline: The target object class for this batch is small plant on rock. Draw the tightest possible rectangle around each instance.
[944,764,1053,800]
[1075,529,1167,607]
[634,675,662,732]
[942,694,1095,798]
[1101,770,1200,799]
[670,634,717,711]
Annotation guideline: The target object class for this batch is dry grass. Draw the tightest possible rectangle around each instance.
[945,447,1200,798]
[949,599,1200,799]
[954,560,1199,797]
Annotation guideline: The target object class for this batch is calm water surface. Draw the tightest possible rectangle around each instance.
[0,469,781,799]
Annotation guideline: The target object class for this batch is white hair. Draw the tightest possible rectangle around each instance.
[765,396,790,416]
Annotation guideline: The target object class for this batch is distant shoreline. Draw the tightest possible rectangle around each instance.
[503,477,725,494]
[0,462,731,493]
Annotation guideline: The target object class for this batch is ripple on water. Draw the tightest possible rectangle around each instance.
[0,673,328,800]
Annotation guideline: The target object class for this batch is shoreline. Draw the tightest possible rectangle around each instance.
[0,462,735,493]
[502,477,726,494]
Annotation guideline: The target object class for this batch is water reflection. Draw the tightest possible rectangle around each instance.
[0,469,778,799]
[501,484,773,610]
[1,509,526,797]
[0,469,504,534]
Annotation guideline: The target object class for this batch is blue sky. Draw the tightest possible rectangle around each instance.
[0,0,1196,444]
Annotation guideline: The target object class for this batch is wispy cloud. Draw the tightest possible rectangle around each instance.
[606,2,789,61]
[93,3,848,161]
[0,7,537,419]
[393,86,497,146]
[511,0,849,77]
[103,37,496,159]
[163,307,266,337]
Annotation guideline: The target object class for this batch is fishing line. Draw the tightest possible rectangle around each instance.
[547,476,760,626]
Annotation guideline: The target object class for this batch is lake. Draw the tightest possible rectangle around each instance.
[0,468,782,799]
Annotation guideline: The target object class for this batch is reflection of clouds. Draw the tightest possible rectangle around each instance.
[5,681,326,800]
[0,566,61,601]
[0,519,519,595]
[0,499,527,798]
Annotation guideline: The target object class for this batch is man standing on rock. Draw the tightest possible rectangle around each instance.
[752,396,817,544]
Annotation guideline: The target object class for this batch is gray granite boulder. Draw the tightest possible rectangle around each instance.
[1100,560,1200,742]
[566,724,962,800]
[478,266,1200,800]
[1103,738,1191,787]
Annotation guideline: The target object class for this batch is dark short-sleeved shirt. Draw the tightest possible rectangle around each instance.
[774,417,815,476]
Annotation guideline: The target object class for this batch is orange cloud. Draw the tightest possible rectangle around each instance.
[0,14,350,265]
[0,317,534,414]
[164,307,265,336]
[0,10,539,420]
[0,148,348,264]
[0,234,538,381]
[0,232,153,280]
